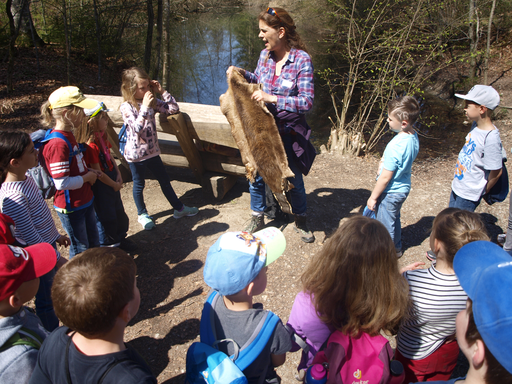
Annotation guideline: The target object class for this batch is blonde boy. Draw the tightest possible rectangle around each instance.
[367,96,420,257]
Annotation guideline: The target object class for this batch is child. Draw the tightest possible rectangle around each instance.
[120,67,198,230]
[40,86,101,258]
[367,96,420,258]
[0,242,57,383]
[450,85,503,212]
[419,240,512,384]
[287,215,410,379]
[29,247,157,383]
[80,101,133,250]
[0,130,70,331]
[395,208,489,382]
[202,228,293,383]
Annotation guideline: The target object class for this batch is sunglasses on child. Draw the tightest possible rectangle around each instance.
[89,102,108,118]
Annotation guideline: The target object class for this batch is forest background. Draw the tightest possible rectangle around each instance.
[2,0,512,151]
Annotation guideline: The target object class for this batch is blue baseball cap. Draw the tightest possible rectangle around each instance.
[454,240,512,374]
[204,227,286,296]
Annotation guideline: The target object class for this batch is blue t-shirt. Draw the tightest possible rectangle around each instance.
[378,131,419,193]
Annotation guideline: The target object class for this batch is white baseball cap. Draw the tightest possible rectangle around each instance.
[455,85,500,110]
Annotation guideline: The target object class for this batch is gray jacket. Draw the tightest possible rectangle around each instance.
[0,307,49,384]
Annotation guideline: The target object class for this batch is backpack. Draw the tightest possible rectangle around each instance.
[185,290,280,384]
[480,124,509,205]
[118,124,127,156]
[29,130,85,201]
[0,326,44,353]
[311,330,404,384]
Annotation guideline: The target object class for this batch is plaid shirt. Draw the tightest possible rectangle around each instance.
[245,48,314,114]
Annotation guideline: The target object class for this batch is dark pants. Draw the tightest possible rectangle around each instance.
[93,168,129,246]
[128,155,183,215]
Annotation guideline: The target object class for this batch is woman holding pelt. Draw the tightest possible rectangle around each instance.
[228,7,316,243]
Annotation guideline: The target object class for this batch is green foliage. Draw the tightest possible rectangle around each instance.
[321,0,506,155]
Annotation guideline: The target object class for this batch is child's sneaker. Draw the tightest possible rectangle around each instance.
[173,205,199,219]
[498,234,506,246]
[426,250,436,261]
[138,213,156,230]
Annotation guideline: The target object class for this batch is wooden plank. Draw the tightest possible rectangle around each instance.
[202,173,238,200]
[167,113,204,183]
[85,95,237,149]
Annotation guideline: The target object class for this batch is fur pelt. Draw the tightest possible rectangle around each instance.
[220,70,295,200]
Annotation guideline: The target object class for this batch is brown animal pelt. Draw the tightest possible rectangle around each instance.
[220,70,295,206]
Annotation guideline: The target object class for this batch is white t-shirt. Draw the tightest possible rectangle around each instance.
[451,124,503,201]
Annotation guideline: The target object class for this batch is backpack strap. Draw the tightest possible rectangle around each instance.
[200,290,280,372]
[0,327,44,352]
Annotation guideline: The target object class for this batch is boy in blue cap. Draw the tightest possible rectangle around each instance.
[419,240,512,383]
[203,227,293,384]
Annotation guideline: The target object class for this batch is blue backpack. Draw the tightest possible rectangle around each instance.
[118,124,127,155]
[29,130,85,207]
[185,291,280,384]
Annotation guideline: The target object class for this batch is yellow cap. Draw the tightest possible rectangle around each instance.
[48,86,98,110]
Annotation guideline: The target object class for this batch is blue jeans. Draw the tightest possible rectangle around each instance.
[448,190,480,212]
[35,263,58,332]
[376,192,408,252]
[128,156,183,215]
[249,135,307,215]
[57,204,100,258]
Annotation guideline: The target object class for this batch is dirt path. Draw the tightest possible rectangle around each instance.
[47,127,512,383]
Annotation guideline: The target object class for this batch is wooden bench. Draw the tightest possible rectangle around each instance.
[86,95,246,199]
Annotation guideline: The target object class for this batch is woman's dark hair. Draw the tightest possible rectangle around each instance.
[0,130,32,183]
[258,7,308,52]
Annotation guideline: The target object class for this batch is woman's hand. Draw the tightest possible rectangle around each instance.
[142,91,154,107]
[251,90,277,104]
[226,66,246,77]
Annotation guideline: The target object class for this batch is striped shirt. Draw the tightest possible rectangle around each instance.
[396,266,467,359]
[0,176,60,246]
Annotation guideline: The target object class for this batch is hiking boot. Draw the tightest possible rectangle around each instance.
[244,214,264,233]
[294,215,315,243]
[174,205,199,219]
[138,213,156,230]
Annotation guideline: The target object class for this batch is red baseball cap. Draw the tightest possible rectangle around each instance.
[0,243,57,301]
[0,213,26,246]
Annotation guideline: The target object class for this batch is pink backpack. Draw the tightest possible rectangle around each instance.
[311,330,404,384]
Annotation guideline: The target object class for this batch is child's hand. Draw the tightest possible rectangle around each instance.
[56,235,71,248]
[367,196,378,211]
[82,171,98,185]
[142,91,154,107]
[113,181,123,192]
[150,80,164,94]
[399,262,426,274]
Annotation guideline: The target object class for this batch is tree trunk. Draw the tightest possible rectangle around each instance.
[468,0,477,80]
[154,0,163,80]
[62,0,71,84]
[483,0,497,85]
[10,0,45,47]
[92,0,102,81]
[162,0,171,89]
[6,0,16,93]
[144,0,154,74]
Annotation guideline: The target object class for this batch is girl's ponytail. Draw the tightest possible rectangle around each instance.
[40,100,54,127]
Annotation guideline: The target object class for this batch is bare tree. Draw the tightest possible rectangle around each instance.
[144,0,154,73]
[483,0,497,84]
